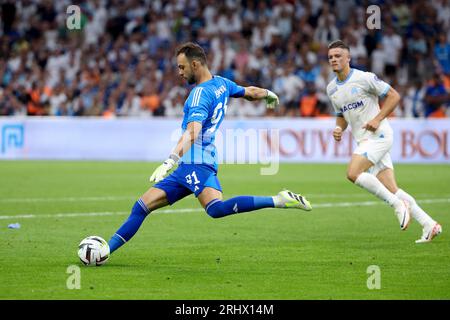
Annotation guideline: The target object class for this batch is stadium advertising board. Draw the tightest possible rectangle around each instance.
[0,118,448,163]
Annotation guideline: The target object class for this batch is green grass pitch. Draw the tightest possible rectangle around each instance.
[0,161,449,299]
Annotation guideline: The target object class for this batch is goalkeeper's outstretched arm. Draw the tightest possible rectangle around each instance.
[243,86,269,100]
[243,86,279,109]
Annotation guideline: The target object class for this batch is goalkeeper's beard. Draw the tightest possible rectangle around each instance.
[187,74,196,84]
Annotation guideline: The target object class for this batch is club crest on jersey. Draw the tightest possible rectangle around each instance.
[341,100,364,113]
[351,87,359,95]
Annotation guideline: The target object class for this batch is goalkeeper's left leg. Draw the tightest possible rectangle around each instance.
[205,196,275,218]
[201,188,312,218]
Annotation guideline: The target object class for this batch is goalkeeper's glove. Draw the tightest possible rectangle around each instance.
[149,153,180,183]
[264,89,279,109]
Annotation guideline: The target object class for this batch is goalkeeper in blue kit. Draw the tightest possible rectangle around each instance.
[108,42,312,254]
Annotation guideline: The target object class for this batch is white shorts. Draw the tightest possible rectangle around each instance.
[354,136,394,176]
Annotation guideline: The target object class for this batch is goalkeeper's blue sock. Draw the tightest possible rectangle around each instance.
[108,198,151,253]
[205,196,274,218]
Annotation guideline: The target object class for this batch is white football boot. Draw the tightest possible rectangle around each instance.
[273,190,312,211]
[395,200,411,230]
[415,222,442,244]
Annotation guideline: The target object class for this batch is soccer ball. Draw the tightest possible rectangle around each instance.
[78,236,110,266]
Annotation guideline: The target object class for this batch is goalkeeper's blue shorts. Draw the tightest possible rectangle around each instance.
[153,163,222,205]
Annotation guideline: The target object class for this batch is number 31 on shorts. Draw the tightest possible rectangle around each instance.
[185,171,200,185]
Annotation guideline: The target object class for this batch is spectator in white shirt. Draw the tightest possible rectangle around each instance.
[382,26,403,80]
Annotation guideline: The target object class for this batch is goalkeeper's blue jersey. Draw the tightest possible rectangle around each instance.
[181,75,245,170]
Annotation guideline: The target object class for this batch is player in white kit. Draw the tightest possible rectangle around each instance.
[326,40,442,243]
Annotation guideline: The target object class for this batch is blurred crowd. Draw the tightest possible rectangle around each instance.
[0,0,449,118]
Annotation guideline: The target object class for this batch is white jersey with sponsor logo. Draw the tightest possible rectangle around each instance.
[326,68,393,143]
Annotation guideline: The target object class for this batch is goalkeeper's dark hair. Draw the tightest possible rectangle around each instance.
[176,42,208,65]
[328,40,350,51]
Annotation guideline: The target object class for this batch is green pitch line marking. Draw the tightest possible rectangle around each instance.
[0,196,136,203]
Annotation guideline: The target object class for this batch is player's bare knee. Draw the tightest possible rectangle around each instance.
[140,193,153,209]
[346,170,360,183]
[141,188,168,211]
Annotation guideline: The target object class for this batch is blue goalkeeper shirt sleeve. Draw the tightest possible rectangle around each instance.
[221,76,245,98]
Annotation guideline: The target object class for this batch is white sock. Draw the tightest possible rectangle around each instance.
[395,189,435,227]
[355,172,402,210]
[272,195,281,207]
